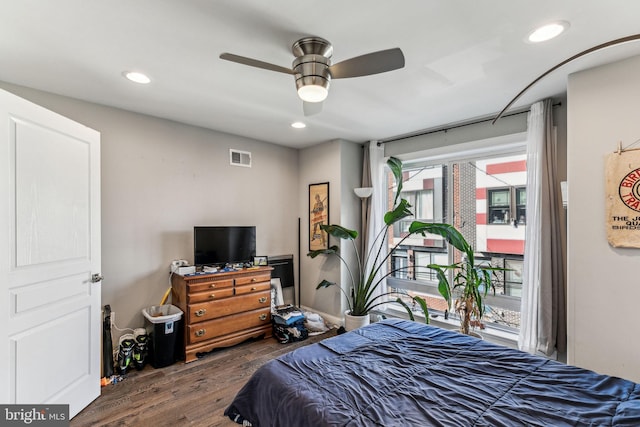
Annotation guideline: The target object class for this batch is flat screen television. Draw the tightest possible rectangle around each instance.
[194,226,256,266]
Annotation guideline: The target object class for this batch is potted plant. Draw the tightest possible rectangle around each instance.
[428,237,504,336]
[307,157,469,330]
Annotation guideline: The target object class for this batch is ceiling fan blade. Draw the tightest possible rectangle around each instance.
[329,48,405,79]
[303,101,323,116]
[219,53,295,75]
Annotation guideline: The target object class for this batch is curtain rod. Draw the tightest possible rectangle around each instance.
[378,102,561,146]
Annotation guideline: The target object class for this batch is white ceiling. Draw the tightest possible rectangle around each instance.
[2,1,640,148]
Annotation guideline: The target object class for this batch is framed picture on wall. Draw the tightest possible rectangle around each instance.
[309,182,329,251]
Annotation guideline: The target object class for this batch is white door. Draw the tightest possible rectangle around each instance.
[0,88,101,418]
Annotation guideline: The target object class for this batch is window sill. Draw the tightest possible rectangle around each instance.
[429,314,518,349]
[373,308,519,350]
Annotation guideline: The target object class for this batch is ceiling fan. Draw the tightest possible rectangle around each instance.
[219,36,405,115]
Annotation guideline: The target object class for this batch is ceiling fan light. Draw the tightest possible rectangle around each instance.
[297,84,328,103]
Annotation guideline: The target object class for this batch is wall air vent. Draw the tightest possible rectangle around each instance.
[230,149,252,167]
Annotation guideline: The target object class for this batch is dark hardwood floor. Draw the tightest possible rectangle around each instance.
[72,330,335,427]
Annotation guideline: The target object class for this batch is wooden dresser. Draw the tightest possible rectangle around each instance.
[171,266,272,362]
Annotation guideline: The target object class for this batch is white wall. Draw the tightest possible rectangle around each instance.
[0,82,300,340]
[567,55,640,382]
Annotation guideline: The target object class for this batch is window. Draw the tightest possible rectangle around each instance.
[411,190,435,221]
[414,251,448,281]
[516,188,526,225]
[386,151,527,332]
[391,251,409,279]
[488,188,510,224]
[503,259,523,297]
[391,250,448,281]
[488,187,526,225]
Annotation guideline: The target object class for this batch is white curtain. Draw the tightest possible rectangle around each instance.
[519,99,566,356]
[365,141,388,304]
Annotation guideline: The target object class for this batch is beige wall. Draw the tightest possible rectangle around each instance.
[0,81,365,335]
[567,55,640,382]
[0,82,300,340]
[298,140,363,321]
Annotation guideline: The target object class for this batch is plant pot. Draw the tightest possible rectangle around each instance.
[344,311,370,331]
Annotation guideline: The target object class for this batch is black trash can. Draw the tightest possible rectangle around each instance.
[142,304,183,368]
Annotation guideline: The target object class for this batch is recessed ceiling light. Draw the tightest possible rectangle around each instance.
[123,71,151,84]
[527,21,570,43]
[291,121,306,129]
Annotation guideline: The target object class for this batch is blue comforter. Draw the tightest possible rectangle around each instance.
[225,319,640,426]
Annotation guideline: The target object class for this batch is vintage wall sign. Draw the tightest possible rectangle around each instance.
[606,147,640,248]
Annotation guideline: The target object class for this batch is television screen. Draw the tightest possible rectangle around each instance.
[194,226,256,266]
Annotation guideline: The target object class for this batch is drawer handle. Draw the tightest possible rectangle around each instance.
[195,308,207,317]
[259,313,267,321]
[195,329,206,337]
[251,287,257,291]
[258,297,267,303]
[209,284,216,288]
[251,278,257,282]
[210,294,216,299]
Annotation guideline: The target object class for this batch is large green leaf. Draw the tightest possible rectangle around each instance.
[394,297,415,321]
[430,266,451,306]
[387,157,404,207]
[412,296,430,324]
[384,198,413,225]
[307,245,340,258]
[409,221,470,253]
[320,224,358,240]
[315,279,337,290]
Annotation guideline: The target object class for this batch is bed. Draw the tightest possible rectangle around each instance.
[225,318,640,426]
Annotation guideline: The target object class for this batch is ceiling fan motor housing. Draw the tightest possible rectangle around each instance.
[292,37,333,100]
[292,36,333,57]
[293,55,331,95]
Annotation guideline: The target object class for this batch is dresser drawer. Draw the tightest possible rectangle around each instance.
[187,278,233,294]
[188,290,270,323]
[235,280,271,295]
[188,287,234,303]
[235,272,271,286]
[188,308,271,344]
